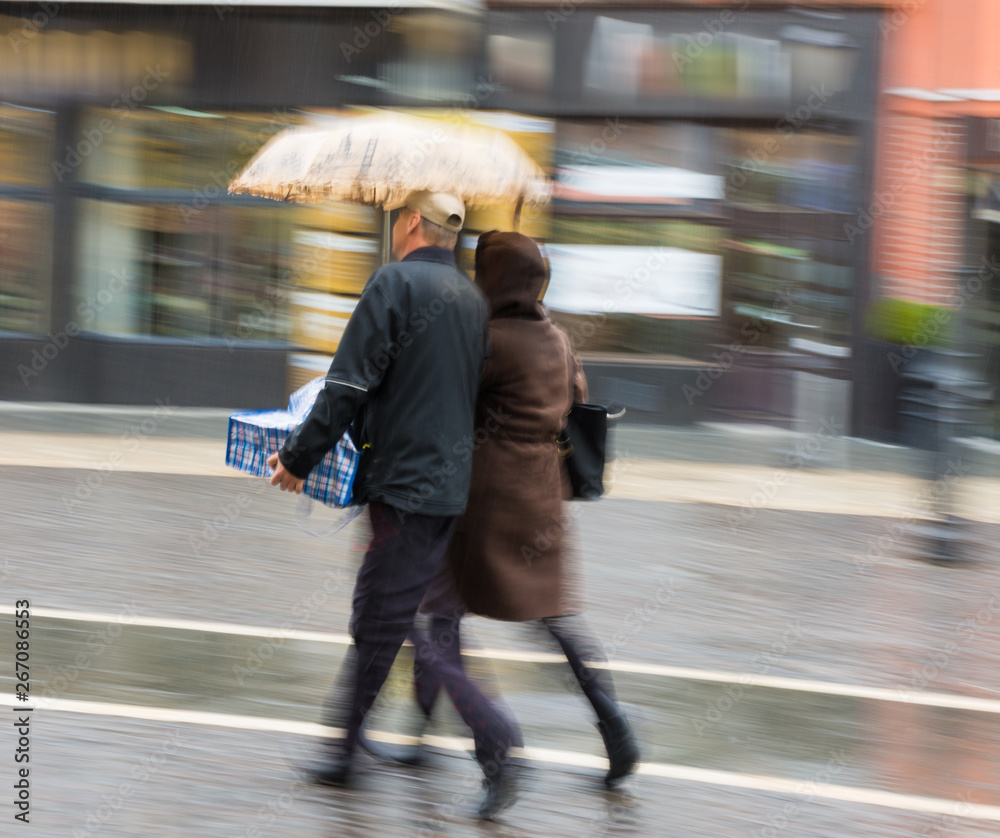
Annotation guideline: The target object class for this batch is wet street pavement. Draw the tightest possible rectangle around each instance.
[19,710,1000,838]
[3,428,1000,836]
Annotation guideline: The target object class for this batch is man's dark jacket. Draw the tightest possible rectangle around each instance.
[279,247,489,517]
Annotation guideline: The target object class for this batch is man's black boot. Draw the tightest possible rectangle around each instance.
[357,697,433,766]
[358,726,428,767]
[298,739,354,787]
[478,757,528,821]
[306,754,353,787]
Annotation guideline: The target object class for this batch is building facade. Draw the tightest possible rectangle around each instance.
[0,0,902,434]
[858,0,1000,440]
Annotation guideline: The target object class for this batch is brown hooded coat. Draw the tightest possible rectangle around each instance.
[444,231,587,621]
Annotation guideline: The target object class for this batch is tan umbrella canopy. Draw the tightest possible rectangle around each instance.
[228,110,551,213]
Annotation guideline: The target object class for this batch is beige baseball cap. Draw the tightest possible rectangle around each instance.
[387,190,465,232]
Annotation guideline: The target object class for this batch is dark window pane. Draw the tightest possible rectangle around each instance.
[0,201,53,334]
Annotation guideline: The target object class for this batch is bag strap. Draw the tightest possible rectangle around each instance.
[556,326,576,410]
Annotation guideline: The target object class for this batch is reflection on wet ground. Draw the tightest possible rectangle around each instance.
[3,611,1000,811]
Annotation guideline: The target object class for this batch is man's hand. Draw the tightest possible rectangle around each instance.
[268,452,305,494]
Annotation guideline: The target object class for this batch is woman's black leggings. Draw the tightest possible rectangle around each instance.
[415,612,621,724]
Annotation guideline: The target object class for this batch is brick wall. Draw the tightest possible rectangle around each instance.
[872,115,967,305]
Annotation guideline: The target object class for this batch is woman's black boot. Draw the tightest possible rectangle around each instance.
[596,710,640,787]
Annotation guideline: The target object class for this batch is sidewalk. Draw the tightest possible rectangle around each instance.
[1,403,999,522]
[2,398,998,472]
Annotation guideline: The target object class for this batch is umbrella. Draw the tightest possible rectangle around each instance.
[228,110,551,235]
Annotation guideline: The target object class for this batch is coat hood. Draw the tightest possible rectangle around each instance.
[474,230,547,320]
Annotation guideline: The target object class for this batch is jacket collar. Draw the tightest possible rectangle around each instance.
[401,246,456,267]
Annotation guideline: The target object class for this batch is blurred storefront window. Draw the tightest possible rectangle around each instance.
[285,200,380,387]
[722,129,858,352]
[381,13,480,102]
[0,106,55,334]
[283,109,388,386]
[73,108,305,339]
[726,129,857,214]
[0,200,54,335]
[487,13,554,108]
[0,107,55,187]
[545,218,724,358]
[0,21,192,104]
[76,108,298,191]
[76,201,293,340]
[456,110,553,272]
[723,239,853,350]
[496,8,869,117]
[546,119,726,360]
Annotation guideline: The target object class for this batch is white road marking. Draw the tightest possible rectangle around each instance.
[0,605,354,645]
[4,605,1000,715]
[1,694,997,822]
[633,761,1000,821]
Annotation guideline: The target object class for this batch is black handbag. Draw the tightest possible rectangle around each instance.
[554,325,623,500]
[558,403,612,500]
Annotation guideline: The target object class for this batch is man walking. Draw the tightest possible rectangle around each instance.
[267,191,523,818]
